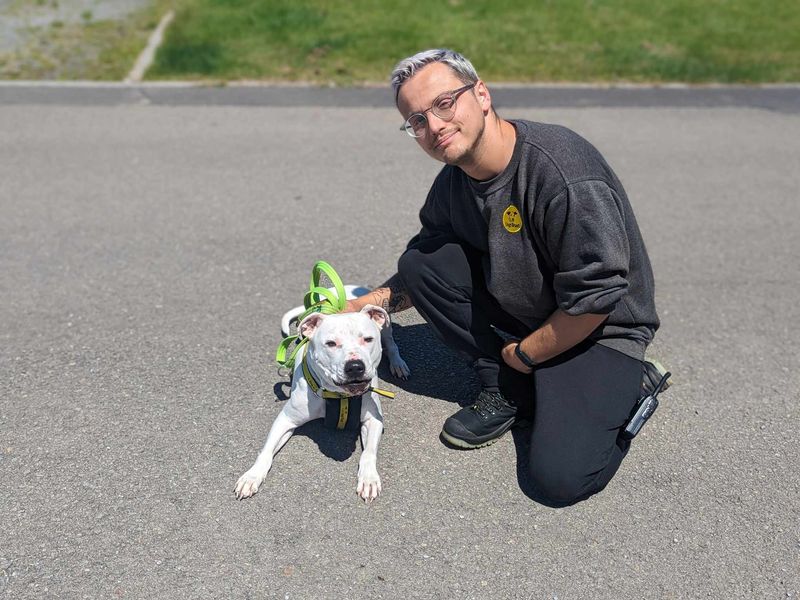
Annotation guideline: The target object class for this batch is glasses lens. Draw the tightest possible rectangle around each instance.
[404,114,427,138]
[431,95,457,120]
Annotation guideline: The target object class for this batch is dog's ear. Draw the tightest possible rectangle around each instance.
[360,304,389,330]
[298,312,326,339]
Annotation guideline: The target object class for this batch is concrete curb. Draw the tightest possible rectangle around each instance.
[124,10,175,83]
[0,81,798,112]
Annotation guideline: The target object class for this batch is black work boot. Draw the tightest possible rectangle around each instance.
[440,390,518,449]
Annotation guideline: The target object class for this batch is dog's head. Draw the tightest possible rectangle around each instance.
[298,305,389,396]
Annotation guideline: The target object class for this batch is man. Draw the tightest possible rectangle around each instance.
[346,48,666,506]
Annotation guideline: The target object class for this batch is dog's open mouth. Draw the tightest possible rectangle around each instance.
[337,380,371,396]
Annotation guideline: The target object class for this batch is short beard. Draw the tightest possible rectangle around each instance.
[440,116,486,168]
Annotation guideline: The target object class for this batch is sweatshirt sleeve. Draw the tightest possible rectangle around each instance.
[540,180,631,315]
[405,171,455,251]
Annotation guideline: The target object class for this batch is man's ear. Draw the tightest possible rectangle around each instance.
[475,79,492,116]
[298,313,325,339]
[360,304,389,330]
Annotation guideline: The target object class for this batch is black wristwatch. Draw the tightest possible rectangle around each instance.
[514,343,539,369]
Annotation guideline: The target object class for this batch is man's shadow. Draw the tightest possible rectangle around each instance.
[273,322,545,501]
[378,323,479,403]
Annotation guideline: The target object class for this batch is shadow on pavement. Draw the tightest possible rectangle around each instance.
[292,420,360,462]
[377,323,479,405]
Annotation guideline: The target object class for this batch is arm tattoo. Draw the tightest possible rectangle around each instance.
[379,273,414,314]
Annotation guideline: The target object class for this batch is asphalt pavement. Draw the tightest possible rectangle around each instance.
[1,85,798,599]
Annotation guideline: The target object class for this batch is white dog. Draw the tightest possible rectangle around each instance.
[235,305,402,502]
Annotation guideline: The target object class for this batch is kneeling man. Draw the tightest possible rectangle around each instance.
[348,49,664,507]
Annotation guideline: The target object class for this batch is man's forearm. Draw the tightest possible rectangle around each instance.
[517,309,608,364]
[347,273,414,314]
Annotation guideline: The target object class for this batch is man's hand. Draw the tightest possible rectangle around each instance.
[501,340,534,374]
[343,292,384,313]
[342,273,413,315]
[500,311,609,373]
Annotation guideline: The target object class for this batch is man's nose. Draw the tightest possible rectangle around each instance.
[426,111,448,137]
[344,359,366,379]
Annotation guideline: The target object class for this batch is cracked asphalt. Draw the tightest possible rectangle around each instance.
[1,85,798,599]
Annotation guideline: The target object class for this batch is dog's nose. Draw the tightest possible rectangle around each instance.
[344,359,366,379]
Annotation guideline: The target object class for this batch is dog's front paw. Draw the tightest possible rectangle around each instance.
[234,468,267,500]
[356,470,382,503]
[389,355,411,380]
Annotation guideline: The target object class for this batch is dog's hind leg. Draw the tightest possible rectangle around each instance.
[382,325,410,380]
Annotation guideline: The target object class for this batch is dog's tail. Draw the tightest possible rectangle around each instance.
[280,304,307,338]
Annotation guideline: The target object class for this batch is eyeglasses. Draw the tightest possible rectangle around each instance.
[400,83,477,138]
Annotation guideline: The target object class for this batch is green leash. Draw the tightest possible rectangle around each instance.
[276,261,348,370]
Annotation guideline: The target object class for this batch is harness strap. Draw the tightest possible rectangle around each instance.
[324,396,361,431]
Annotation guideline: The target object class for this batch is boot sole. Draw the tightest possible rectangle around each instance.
[440,418,517,449]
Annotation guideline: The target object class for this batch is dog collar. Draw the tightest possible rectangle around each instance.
[301,356,394,431]
[301,356,396,400]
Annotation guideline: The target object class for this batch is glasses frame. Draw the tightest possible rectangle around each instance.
[400,83,477,138]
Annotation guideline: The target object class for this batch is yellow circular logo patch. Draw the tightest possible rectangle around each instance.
[502,205,522,233]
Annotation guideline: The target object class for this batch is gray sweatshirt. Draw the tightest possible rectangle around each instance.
[407,119,659,360]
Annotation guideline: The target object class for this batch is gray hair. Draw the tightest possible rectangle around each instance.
[390,48,479,104]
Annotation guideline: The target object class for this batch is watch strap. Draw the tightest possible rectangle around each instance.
[514,343,538,368]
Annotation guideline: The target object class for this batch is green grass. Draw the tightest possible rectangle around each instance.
[148,0,800,83]
[2,0,796,82]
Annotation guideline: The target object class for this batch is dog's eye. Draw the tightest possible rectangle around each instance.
[363,336,374,343]
[325,340,337,348]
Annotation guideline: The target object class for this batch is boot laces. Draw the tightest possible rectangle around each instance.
[472,391,507,418]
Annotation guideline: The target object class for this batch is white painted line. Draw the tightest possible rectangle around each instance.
[124,10,175,83]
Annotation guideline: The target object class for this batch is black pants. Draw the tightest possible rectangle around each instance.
[398,238,643,506]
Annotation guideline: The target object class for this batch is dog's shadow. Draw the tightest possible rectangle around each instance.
[294,420,360,462]
[271,384,360,462]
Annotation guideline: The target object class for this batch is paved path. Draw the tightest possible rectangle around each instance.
[1,87,798,599]
[1,81,799,112]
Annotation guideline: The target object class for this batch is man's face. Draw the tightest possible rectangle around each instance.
[396,62,489,166]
